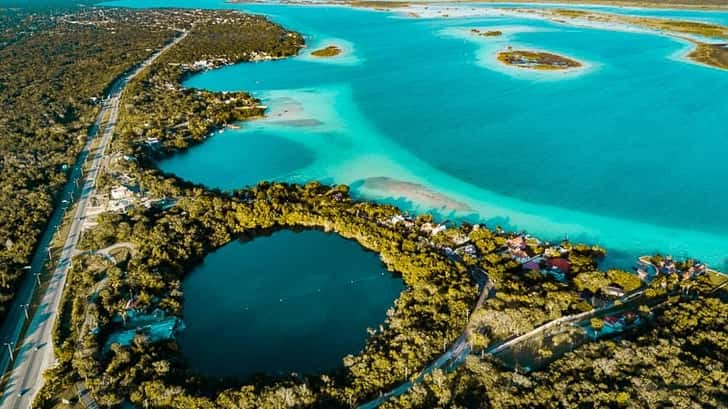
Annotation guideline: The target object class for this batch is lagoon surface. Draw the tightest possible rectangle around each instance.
[105,0,728,269]
[178,230,403,379]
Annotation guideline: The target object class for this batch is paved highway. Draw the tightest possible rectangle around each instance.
[0,32,187,409]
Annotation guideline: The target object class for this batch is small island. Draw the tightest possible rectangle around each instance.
[470,28,503,37]
[497,49,582,70]
[311,45,342,57]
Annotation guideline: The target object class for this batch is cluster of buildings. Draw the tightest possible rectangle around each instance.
[384,214,474,254]
[503,234,574,282]
[383,213,579,280]
[658,256,707,279]
[181,58,232,71]
[83,157,176,230]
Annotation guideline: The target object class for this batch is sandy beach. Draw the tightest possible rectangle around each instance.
[259,96,326,127]
[360,176,474,212]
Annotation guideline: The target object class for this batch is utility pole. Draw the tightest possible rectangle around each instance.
[20,304,29,320]
[4,342,14,362]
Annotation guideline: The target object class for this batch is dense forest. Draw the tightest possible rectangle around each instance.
[383,294,727,408]
[41,181,726,409]
[44,175,629,408]
[0,7,187,322]
[14,5,726,409]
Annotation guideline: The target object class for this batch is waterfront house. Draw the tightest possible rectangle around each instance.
[545,258,571,275]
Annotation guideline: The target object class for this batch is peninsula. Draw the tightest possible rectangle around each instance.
[689,42,728,69]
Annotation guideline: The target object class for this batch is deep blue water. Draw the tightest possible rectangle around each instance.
[102,0,728,267]
[178,230,403,379]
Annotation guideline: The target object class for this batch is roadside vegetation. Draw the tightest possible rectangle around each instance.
[384,287,727,408]
[13,5,727,409]
[0,7,187,323]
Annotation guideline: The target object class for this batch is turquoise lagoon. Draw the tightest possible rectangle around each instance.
[105,0,728,269]
[178,230,403,379]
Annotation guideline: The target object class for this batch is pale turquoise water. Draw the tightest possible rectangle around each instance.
[177,230,403,379]
[103,0,728,269]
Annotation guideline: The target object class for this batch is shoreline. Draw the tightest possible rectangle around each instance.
[403,4,728,70]
[174,5,728,266]
[227,0,728,11]
[175,78,728,267]
[510,7,728,69]
[686,40,728,68]
[30,5,728,409]
[443,0,728,11]
[440,25,596,78]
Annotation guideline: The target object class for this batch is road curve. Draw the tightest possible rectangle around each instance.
[0,31,187,409]
[358,270,493,409]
